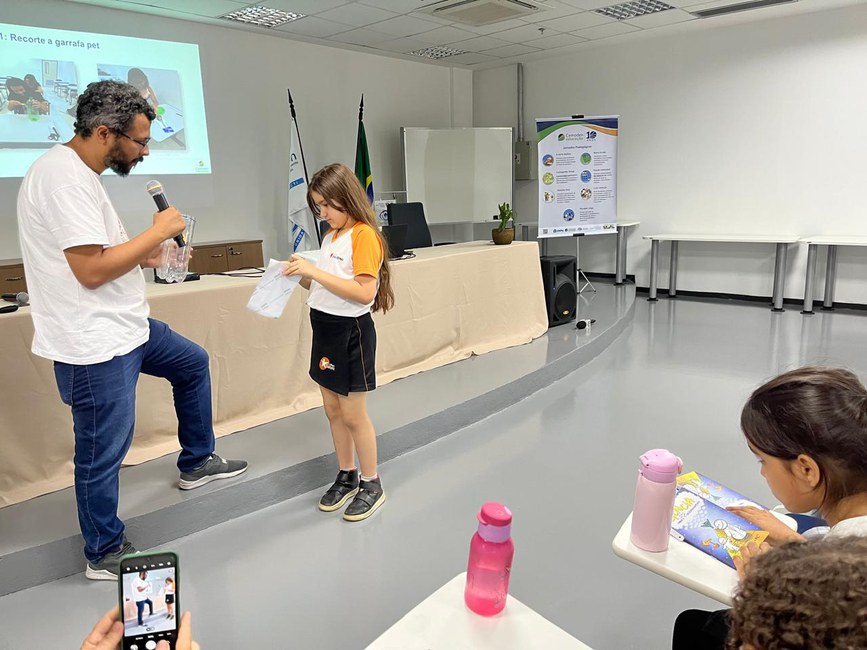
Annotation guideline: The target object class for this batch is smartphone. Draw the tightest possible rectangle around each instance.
[118,551,180,650]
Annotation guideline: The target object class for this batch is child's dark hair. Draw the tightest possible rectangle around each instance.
[740,367,867,511]
[728,535,867,650]
[307,163,394,313]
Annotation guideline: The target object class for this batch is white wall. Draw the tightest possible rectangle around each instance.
[0,0,472,261]
[474,5,867,304]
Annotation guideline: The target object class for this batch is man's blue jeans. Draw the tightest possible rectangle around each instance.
[54,319,215,562]
[136,598,154,626]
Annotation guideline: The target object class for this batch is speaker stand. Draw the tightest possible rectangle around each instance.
[578,268,596,294]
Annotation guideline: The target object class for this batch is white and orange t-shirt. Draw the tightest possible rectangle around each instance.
[307,222,383,317]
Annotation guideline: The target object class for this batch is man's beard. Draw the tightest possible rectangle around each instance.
[104,143,142,177]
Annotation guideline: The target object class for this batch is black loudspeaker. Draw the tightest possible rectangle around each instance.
[540,255,577,327]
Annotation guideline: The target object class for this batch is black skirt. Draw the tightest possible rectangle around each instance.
[309,309,376,396]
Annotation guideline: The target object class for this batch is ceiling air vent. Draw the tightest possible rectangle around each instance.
[692,0,797,19]
[421,0,546,27]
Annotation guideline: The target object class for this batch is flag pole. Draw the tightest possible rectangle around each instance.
[287,88,319,245]
[287,89,311,186]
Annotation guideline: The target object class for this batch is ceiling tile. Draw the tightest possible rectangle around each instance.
[366,14,442,38]
[360,0,442,11]
[315,3,397,27]
[624,8,696,28]
[327,27,392,46]
[128,0,247,16]
[449,35,512,52]
[374,36,435,53]
[481,42,542,57]
[556,0,613,9]
[573,21,641,39]
[443,52,498,65]
[415,25,479,45]
[531,32,589,49]
[259,0,352,14]
[536,11,613,31]
[274,15,354,38]
[519,2,585,22]
[487,23,562,43]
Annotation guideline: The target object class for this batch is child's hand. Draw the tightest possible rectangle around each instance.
[733,540,770,579]
[726,506,805,545]
[282,254,315,279]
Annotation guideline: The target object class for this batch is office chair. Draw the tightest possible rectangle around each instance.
[387,202,432,249]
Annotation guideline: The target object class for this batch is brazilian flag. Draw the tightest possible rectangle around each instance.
[354,95,374,203]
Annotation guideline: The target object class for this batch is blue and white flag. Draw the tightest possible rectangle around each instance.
[288,116,318,253]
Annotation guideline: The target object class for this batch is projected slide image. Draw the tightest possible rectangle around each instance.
[98,64,186,150]
[0,59,77,148]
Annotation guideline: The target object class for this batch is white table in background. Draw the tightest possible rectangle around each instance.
[614,221,640,285]
[642,234,799,311]
[366,572,592,649]
[538,221,640,285]
[612,512,796,606]
[800,236,867,314]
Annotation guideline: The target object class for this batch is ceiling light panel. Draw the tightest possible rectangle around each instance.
[595,0,675,19]
[221,5,305,27]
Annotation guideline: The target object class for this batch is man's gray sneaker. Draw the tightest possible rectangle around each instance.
[178,454,248,490]
[85,539,137,581]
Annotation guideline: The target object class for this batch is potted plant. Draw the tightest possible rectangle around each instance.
[492,202,515,245]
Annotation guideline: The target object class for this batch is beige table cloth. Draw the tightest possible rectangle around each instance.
[0,241,547,507]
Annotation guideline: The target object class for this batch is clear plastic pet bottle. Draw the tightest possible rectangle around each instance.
[465,502,514,616]
[156,215,195,283]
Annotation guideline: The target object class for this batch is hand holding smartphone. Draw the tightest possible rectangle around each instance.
[118,551,180,650]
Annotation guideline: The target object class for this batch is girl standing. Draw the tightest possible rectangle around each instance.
[283,163,394,521]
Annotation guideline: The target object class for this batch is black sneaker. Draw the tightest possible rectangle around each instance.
[343,476,386,521]
[85,539,137,581]
[178,454,248,490]
[318,469,359,512]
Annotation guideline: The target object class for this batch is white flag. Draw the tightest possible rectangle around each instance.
[288,118,318,253]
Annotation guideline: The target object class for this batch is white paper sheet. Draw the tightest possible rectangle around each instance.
[246,258,300,319]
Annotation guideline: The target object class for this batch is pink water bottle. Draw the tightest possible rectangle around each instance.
[465,502,514,616]
[630,449,683,552]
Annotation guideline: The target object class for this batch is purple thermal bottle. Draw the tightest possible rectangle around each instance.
[630,449,683,552]
[465,502,514,617]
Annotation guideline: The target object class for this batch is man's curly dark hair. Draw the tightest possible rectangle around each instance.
[728,536,867,650]
[74,80,155,137]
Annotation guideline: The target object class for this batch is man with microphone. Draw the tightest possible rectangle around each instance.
[16,80,247,581]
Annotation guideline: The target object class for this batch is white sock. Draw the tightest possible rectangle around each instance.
[360,473,378,482]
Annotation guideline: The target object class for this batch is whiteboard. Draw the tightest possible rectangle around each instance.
[401,127,513,225]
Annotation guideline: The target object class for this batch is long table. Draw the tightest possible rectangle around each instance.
[0,241,548,507]
[800,235,867,314]
[643,234,798,311]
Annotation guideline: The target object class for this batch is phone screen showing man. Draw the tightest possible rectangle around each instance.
[119,552,179,650]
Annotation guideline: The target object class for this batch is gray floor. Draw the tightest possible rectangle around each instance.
[2,292,866,649]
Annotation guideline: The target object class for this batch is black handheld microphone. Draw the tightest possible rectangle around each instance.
[576,318,596,330]
[0,304,18,314]
[2,291,28,306]
[146,180,185,248]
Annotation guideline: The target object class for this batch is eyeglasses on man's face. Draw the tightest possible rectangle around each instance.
[116,130,151,150]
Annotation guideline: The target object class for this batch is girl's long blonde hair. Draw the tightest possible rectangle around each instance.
[307,163,394,313]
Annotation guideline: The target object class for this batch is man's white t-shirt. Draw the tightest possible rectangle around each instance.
[132,577,151,602]
[17,145,149,364]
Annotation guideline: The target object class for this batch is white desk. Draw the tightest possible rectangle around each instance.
[612,511,796,606]
[800,236,867,314]
[643,234,799,311]
[539,221,640,285]
[0,112,75,146]
[366,573,592,649]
